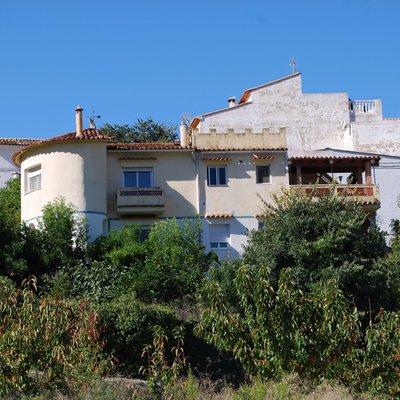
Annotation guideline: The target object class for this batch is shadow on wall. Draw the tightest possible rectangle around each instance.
[163,181,198,216]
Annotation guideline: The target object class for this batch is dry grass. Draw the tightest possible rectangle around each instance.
[5,374,372,400]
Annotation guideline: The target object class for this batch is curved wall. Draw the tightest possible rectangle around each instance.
[20,141,107,240]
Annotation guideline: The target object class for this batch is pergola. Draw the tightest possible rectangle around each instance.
[288,155,380,185]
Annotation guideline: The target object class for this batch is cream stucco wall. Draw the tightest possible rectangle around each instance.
[198,152,287,217]
[20,141,107,240]
[106,150,198,219]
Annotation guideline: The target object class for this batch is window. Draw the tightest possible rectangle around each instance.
[26,165,41,193]
[207,166,227,186]
[140,227,150,241]
[209,224,230,249]
[123,169,152,188]
[256,165,270,184]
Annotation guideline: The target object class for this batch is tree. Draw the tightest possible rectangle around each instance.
[38,197,88,275]
[0,280,106,395]
[101,118,177,143]
[0,178,27,278]
[133,219,212,302]
[243,188,389,311]
[197,265,359,381]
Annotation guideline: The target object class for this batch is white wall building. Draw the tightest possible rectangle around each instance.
[0,139,40,186]
[11,73,400,255]
[191,73,400,236]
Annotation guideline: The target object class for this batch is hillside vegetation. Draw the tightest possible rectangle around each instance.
[1,179,400,399]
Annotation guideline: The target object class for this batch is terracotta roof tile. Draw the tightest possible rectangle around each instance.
[13,128,112,165]
[205,213,233,219]
[0,138,41,146]
[289,155,380,161]
[108,143,191,150]
[203,157,232,161]
[252,154,274,160]
[196,147,287,152]
[46,129,112,142]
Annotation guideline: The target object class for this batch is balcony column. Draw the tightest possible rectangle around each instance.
[356,167,363,184]
[296,165,302,185]
[365,160,372,184]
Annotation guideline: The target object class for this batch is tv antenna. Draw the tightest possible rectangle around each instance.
[88,110,101,129]
[289,58,298,74]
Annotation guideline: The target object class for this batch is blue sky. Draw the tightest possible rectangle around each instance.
[1,0,399,139]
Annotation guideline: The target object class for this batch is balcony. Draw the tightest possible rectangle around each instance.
[290,184,380,210]
[117,187,165,215]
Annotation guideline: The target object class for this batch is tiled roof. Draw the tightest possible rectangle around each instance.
[289,155,380,161]
[0,138,41,146]
[205,213,233,219]
[203,157,232,161]
[108,143,191,150]
[196,147,287,152]
[252,154,274,160]
[13,128,112,165]
[46,129,112,142]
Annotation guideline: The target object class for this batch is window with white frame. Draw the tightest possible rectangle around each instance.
[207,166,227,186]
[25,165,41,193]
[256,165,270,184]
[209,224,230,249]
[123,168,153,188]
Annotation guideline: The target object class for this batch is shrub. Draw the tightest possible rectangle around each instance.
[243,188,388,311]
[197,265,359,381]
[98,292,181,374]
[0,280,107,396]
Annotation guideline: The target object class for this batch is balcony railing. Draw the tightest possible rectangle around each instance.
[117,187,165,214]
[289,184,380,207]
[349,100,376,114]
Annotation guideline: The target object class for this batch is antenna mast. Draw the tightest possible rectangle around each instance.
[290,58,298,74]
[88,110,101,129]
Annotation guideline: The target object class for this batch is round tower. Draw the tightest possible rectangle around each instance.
[13,107,111,241]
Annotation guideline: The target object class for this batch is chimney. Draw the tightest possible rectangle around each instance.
[228,96,236,108]
[180,119,188,147]
[75,105,83,137]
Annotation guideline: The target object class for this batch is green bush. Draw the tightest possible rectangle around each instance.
[135,218,212,302]
[0,281,107,396]
[197,265,359,381]
[244,188,389,311]
[98,292,181,374]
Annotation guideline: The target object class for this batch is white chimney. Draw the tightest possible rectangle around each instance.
[180,119,188,147]
[75,105,83,137]
[228,96,236,108]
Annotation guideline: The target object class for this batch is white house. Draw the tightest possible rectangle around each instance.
[12,73,400,255]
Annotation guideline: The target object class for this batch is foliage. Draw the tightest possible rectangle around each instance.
[197,265,359,381]
[101,118,177,143]
[98,292,180,373]
[354,310,400,397]
[0,279,107,396]
[38,198,87,275]
[135,218,212,302]
[243,188,388,311]
[0,177,21,226]
[140,325,186,398]
[49,260,127,303]
[0,178,27,278]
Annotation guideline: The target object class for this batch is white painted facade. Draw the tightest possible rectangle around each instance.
[191,73,400,237]
[12,73,400,256]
